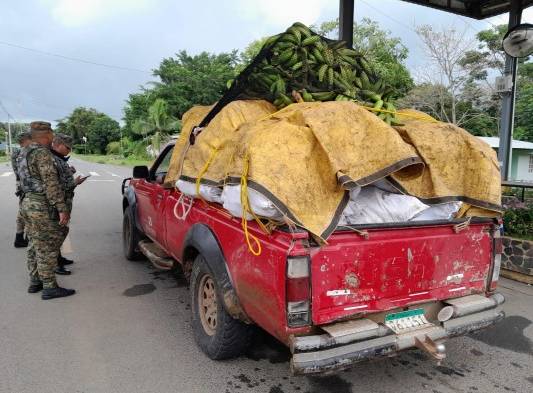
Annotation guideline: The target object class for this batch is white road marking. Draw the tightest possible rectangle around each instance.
[88,179,115,182]
[106,171,119,177]
[89,171,100,177]
[0,172,13,177]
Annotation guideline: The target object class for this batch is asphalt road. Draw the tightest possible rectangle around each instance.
[0,157,532,393]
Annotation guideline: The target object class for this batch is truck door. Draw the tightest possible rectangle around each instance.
[136,145,174,245]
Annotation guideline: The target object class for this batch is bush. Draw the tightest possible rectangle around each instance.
[503,206,533,238]
[72,144,86,154]
[106,141,121,155]
[130,140,151,159]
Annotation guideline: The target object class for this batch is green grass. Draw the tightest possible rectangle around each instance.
[73,153,153,167]
[0,155,8,163]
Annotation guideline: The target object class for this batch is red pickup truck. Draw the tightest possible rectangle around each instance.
[121,142,505,375]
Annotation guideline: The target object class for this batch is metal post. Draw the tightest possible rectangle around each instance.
[7,118,12,156]
[339,0,354,48]
[498,0,522,180]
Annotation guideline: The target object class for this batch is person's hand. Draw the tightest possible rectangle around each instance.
[59,212,70,226]
[75,175,87,185]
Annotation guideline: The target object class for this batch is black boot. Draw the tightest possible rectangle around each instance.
[28,281,43,293]
[41,287,76,300]
[58,255,74,266]
[55,266,71,275]
[14,233,29,248]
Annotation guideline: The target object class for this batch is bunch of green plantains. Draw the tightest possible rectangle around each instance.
[234,22,400,125]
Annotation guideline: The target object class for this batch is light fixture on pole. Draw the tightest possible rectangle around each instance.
[502,23,533,58]
[82,136,87,155]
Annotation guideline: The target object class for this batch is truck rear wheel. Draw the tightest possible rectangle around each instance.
[123,206,142,260]
[190,254,252,359]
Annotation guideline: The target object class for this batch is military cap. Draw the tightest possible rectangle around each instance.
[30,121,53,134]
[17,131,32,143]
[53,133,73,149]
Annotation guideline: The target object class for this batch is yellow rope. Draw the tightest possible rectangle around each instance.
[195,147,219,199]
[240,154,270,256]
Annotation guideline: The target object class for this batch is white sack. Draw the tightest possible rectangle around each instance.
[221,185,283,220]
[373,178,400,193]
[410,202,462,221]
[176,180,223,203]
[341,186,429,225]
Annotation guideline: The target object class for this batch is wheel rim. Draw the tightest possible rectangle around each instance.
[198,274,217,336]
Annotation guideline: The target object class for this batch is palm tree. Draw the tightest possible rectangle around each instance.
[132,98,181,156]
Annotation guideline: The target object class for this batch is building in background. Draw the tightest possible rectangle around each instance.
[478,137,533,182]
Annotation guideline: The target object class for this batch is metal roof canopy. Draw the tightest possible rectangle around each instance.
[338,0,532,181]
[400,0,533,19]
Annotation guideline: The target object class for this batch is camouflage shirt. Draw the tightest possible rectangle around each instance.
[51,151,76,212]
[19,143,67,213]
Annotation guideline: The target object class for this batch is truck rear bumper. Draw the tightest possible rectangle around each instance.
[290,294,505,375]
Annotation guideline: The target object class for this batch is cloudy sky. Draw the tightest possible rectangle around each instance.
[0,0,531,124]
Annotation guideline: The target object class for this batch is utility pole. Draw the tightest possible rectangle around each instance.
[7,117,12,156]
[498,0,522,180]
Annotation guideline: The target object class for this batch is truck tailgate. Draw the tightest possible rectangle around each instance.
[311,221,494,325]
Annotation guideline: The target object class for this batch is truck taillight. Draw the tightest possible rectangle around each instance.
[490,231,502,291]
[286,256,310,327]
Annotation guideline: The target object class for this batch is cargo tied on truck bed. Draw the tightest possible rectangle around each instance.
[120,21,504,375]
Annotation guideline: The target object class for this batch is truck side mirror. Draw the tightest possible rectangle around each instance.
[133,166,149,179]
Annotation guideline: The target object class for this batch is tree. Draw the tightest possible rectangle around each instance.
[56,107,100,145]
[416,25,476,125]
[122,50,239,139]
[514,83,533,142]
[122,90,155,140]
[398,81,499,136]
[458,24,533,141]
[0,122,30,143]
[314,18,414,97]
[57,107,120,153]
[86,115,121,154]
[132,98,180,155]
[151,50,239,118]
[238,38,268,72]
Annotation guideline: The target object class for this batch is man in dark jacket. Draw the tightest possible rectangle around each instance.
[11,131,32,247]
[50,133,87,275]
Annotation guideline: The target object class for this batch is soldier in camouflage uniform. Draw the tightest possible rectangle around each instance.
[18,121,75,300]
[51,133,87,275]
[12,131,32,248]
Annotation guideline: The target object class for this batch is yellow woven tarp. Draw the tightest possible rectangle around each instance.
[166,101,501,239]
[390,109,502,212]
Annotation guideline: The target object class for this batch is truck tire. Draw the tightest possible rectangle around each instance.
[123,206,142,260]
[190,254,252,359]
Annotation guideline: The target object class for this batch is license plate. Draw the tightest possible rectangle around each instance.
[385,308,431,333]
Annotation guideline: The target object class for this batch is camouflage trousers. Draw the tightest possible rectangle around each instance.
[21,195,68,289]
[16,197,25,233]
